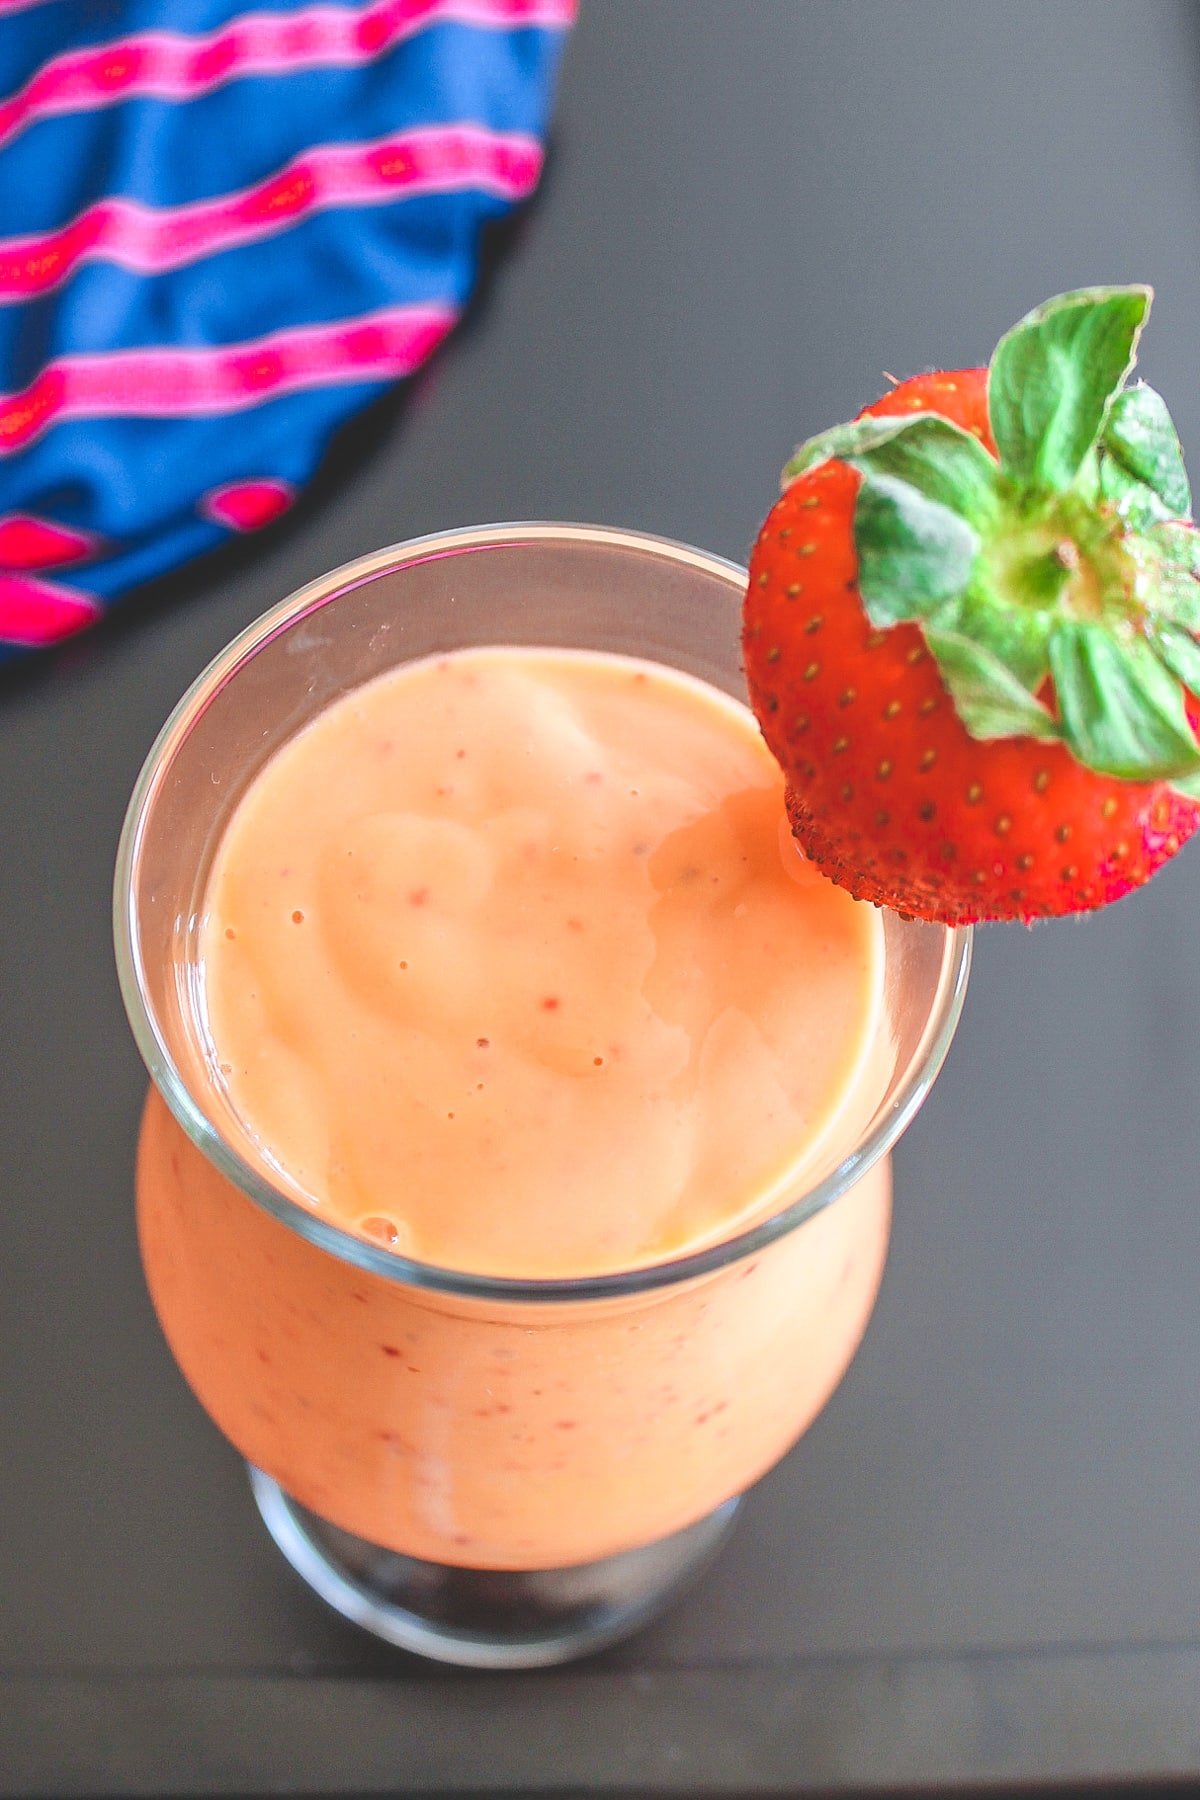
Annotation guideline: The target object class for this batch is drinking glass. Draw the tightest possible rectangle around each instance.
[114,524,970,1668]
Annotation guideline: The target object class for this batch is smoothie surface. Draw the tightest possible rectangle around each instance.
[200,646,885,1277]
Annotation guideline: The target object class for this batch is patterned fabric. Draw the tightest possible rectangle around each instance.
[0,0,573,659]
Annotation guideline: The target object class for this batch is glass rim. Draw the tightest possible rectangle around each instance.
[114,520,973,1304]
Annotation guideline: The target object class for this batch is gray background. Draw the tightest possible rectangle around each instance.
[4,0,1200,1791]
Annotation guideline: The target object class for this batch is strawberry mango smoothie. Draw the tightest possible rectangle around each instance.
[136,646,893,1568]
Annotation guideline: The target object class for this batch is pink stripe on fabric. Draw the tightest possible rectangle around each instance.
[202,478,296,529]
[0,513,95,568]
[0,572,102,644]
[0,302,457,452]
[0,0,577,150]
[0,125,543,301]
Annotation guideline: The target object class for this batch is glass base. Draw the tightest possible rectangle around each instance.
[248,1465,741,1669]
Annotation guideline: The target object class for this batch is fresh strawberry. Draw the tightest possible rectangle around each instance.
[743,286,1200,923]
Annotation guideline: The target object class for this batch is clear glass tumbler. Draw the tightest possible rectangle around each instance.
[114,523,971,1668]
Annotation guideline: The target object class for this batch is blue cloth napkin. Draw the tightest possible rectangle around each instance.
[0,0,572,660]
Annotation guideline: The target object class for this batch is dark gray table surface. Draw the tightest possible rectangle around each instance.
[4,2,1200,1793]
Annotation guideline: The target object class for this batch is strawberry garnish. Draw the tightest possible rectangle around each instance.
[744,285,1200,923]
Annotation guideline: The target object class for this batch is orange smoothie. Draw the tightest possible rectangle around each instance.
[136,646,893,1568]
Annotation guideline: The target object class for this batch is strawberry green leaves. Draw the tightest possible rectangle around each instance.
[1151,619,1200,696]
[779,283,1200,788]
[1138,523,1200,632]
[1048,623,1200,780]
[988,286,1149,492]
[923,627,1059,740]
[786,414,1006,523]
[1097,384,1191,526]
[1152,520,1200,578]
[782,412,920,484]
[853,475,978,624]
